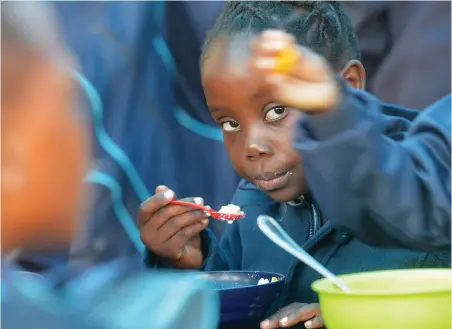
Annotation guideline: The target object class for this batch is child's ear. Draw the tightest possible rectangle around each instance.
[339,60,366,90]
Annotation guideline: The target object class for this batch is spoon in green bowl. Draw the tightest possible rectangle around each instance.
[257,215,352,293]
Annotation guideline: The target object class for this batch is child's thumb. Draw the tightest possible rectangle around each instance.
[155,185,169,194]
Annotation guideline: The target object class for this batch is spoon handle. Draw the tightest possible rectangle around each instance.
[170,201,245,220]
[170,200,209,212]
[257,215,351,293]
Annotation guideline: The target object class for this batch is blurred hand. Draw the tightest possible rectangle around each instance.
[251,29,340,113]
[261,303,324,329]
[138,185,209,269]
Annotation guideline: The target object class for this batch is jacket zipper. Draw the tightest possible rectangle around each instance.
[280,198,329,306]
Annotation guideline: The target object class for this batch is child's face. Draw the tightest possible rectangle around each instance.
[1,46,89,252]
[202,37,364,203]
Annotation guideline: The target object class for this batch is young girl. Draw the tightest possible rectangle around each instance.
[139,2,451,329]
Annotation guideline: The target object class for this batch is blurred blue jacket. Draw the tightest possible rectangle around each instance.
[48,2,237,265]
[2,259,219,329]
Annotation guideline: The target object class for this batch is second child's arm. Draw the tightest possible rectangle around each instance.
[295,92,451,252]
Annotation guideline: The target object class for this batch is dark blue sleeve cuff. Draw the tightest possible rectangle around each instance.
[199,228,219,271]
[144,248,168,269]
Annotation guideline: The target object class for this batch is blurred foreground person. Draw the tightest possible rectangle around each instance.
[1,3,218,329]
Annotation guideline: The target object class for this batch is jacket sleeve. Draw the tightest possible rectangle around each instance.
[145,191,245,271]
[295,86,451,252]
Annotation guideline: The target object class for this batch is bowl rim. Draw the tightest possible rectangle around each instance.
[311,269,452,296]
[201,270,285,291]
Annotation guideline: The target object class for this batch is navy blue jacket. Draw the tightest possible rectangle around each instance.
[296,88,451,252]
[51,1,238,267]
[146,88,451,310]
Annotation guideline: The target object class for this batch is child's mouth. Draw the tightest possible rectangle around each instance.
[253,170,291,192]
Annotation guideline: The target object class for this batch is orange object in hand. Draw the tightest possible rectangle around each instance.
[275,46,301,74]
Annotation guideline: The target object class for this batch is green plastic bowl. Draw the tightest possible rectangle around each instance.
[312,269,452,329]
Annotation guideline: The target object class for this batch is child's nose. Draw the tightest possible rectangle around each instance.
[246,143,272,160]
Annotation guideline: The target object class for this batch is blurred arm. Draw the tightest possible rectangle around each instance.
[295,87,451,252]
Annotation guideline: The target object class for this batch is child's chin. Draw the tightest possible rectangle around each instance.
[265,185,304,203]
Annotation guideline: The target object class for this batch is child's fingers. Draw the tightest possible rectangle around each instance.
[157,210,209,243]
[260,307,296,329]
[252,30,296,56]
[253,48,329,83]
[260,29,294,41]
[261,303,322,329]
[165,221,208,259]
[276,303,321,328]
[263,73,340,111]
[140,197,208,258]
[155,185,169,194]
[146,197,205,232]
[137,190,175,227]
[304,315,324,329]
[291,46,333,82]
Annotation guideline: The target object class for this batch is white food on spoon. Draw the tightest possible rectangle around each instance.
[219,204,241,214]
[218,204,244,224]
[257,278,269,285]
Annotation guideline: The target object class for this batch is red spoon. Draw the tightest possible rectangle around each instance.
[170,200,245,221]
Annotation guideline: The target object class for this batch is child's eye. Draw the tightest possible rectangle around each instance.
[265,106,288,122]
[221,120,241,132]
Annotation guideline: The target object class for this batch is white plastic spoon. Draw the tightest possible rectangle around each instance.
[257,215,352,293]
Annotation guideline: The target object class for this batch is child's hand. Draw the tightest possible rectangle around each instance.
[260,303,324,329]
[138,185,209,269]
[252,29,340,113]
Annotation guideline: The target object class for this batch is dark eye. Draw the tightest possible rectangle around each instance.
[265,106,287,122]
[221,120,241,132]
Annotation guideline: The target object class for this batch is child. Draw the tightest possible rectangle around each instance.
[1,3,219,329]
[1,1,89,257]
[139,2,451,329]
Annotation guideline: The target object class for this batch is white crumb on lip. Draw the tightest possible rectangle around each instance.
[218,204,242,215]
[257,278,269,285]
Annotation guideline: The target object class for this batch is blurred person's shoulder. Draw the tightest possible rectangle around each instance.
[2,258,219,329]
[1,267,101,329]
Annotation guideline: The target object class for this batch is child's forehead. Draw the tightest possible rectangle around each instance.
[203,33,255,73]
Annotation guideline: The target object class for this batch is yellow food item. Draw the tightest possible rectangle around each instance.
[275,46,301,74]
[271,277,279,283]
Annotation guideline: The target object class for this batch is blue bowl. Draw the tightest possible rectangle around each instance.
[202,271,285,328]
